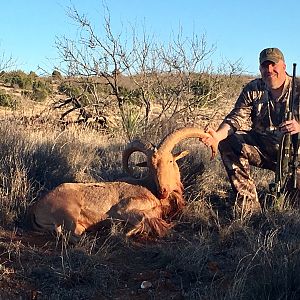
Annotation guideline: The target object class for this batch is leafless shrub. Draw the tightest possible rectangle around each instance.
[54,6,246,140]
[0,121,111,226]
[0,49,16,75]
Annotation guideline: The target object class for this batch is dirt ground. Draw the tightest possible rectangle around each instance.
[0,225,215,300]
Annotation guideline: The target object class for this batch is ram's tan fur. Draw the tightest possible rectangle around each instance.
[31,127,217,240]
[31,182,173,239]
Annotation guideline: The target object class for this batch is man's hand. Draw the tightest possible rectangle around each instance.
[202,128,219,147]
[279,119,300,135]
[200,128,220,160]
[199,123,233,159]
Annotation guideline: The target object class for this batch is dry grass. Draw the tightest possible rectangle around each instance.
[1,88,300,299]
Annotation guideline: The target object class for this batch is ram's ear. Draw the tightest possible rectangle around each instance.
[136,161,148,167]
[174,150,189,161]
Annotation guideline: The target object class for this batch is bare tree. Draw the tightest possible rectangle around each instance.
[54,5,244,139]
[0,50,16,75]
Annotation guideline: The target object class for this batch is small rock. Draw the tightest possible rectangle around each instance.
[141,280,152,289]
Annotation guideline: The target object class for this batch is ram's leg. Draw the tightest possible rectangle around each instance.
[74,222,86,236]
[126,217,172,237]
[124,197,172,237]
[55,210,84,242]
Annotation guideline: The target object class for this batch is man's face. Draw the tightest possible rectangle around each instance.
[259,59,286,90]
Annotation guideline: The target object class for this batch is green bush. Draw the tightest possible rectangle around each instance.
[30,79,52,102]
[52,70,63,79]
[57,81,90,105]
[58,82,82,97]
[31,88,48,102]
[118,86,142,105]
[0,89,18,108]
[3,70,33,89]
[2,72,52,102]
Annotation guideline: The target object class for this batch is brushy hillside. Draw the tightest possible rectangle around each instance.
[1,72,300,300]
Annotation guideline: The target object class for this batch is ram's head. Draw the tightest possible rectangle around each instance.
[123,127,217,200]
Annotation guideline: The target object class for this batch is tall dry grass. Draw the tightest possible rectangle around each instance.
[0,121,120,225]
[1,118,300,299]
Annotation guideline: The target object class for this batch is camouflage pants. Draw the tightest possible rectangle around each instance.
[219,130,280,204]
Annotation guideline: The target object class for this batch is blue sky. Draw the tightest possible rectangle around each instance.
[1,0,300,76]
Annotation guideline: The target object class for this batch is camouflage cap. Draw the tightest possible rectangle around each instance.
[259,47,285,65]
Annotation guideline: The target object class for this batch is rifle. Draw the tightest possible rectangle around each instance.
[269,63,299,203]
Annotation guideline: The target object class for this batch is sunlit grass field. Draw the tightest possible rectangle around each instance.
[0,69,300,299]
[1,111,300,299]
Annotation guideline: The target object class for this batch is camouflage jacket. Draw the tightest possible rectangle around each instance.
[223,75,300,146]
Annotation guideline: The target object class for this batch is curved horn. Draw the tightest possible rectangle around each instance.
[122,140,155,176]
[157,127,218,158]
